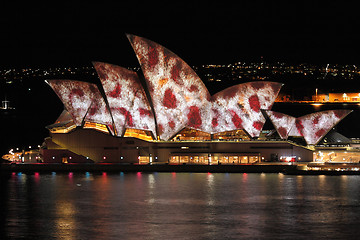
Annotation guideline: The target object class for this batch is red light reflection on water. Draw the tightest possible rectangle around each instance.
[101,172,108,184]
[242,173,248,182]
[136,172,143,181]
[34,172,40,182]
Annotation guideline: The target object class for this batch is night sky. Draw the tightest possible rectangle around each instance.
[2,1,360,68]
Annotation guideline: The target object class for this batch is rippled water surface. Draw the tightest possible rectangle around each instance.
[1,172,360,239]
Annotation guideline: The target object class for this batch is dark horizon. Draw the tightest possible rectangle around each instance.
[1,48,359,70]
[2,2,360,68]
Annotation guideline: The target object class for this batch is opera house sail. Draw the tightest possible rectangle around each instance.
[265,110,352,145]
[92,62,156,138]
[42,34,351,164]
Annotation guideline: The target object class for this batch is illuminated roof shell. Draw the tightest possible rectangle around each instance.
[93,62,156,137]
[47,80,96,126]
[47,80,113,132]
[127,34,211,140]
[83,85,114,134]
[267,110,352,145]
[265,110,296,139]
[210,82,282,137]
[289,110,352,145]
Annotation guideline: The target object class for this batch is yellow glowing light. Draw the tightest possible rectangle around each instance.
[83,122,109,134]
[123,128,153,141]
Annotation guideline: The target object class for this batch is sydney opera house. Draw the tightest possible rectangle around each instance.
[41,34,352,164]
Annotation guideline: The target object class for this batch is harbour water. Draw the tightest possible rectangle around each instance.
[1,172,360,239]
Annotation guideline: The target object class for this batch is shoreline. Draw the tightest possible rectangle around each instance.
[2,162,360,175]
[0,163,295,174]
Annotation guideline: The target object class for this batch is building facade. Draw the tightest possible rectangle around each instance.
[313,93,360,102]
[41,35,350,164]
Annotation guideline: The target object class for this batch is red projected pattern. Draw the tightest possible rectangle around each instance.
[48,80,97,126]
[127,34,211,140]
[93,62,156,137]
[47,80,113,131]
[47,35,351,145]
[210,82,282,137]
[83,83,114,134]
[266,110,352,145]
[265,111,296,139]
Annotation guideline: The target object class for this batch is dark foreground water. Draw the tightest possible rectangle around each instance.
[1,172,360,240]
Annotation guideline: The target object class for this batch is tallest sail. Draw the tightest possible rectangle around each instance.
[127,34,211,140]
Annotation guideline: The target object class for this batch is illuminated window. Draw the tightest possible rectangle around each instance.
[241,156,248,164]
[139,156,150,164]
[83,122,109,134]
[124,128,154,141]
[213,130,250,141]
[172,128,211,141]
[62,157,68,164]
[170,156,179,164]
[180,156,189,164]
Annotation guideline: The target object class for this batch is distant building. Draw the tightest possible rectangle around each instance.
[313,93,360,102]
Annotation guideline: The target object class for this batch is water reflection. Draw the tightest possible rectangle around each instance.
[55,200,76,240]
[2,173,360,239]
[206,172,215,206]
